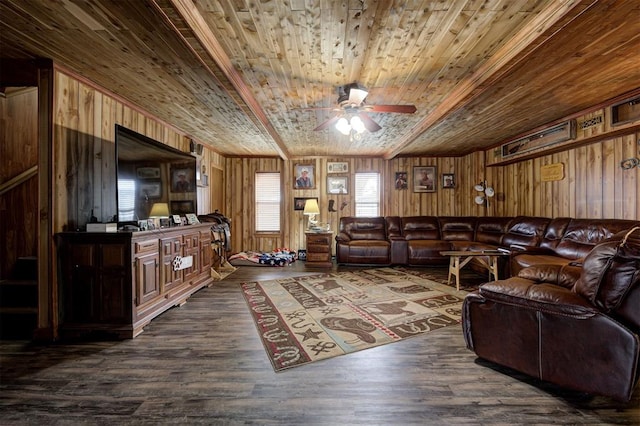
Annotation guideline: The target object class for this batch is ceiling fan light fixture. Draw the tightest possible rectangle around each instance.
[335,117,351,135]
[350,115,365,133]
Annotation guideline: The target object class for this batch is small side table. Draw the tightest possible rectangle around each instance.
[440,250,509,291]
[305,232,333,268]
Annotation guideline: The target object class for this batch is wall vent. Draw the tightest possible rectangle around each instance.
[501,120,575,159]
[580,115,603,129]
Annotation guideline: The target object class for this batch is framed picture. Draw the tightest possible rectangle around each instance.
[171,200,195,215]
[293,163,315,189]
[327,176,348,194]
[171,163,195,193]
[413,166,437,192]
[327,162,349,173]
[136,166,160,179]
[442,173,455,188]
[139,180,161,199]
[294,197,317,211]
[395,172,408,190]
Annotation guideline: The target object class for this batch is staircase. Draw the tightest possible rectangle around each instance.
[0,256,38,339]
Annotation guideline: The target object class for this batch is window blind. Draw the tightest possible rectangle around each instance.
[355,172,380,217]
[255,172,281,232]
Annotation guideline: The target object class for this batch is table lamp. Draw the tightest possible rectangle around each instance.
[149,202,170,217]
[303,199,320,229]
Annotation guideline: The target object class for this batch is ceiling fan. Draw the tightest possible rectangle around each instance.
[312,83,417,135]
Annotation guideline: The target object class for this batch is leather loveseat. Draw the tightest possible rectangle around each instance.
[462,226,640,401]
[336,215,640,278]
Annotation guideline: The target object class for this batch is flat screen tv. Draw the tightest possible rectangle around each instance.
[116,125,197,225]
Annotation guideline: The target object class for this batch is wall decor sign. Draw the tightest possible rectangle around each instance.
[293,163,315,189]
[327,162,349,173]
[540,163,565,181]
[136,166,160,179]
[413,166,436,193]
[327,176,348,194]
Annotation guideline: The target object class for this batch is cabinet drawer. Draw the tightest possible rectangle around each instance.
[307,234,331,245]
[306,252,331,262]
[307,243,329,253]
[134,239,158,254]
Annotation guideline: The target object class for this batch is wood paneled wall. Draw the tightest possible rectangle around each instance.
[226,132,640,254]
[52,70,220,232]
[0,88,39,279]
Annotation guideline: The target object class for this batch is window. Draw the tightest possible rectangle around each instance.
[355,172,380,217]
[117,179,136,221]
[255,172,281,232]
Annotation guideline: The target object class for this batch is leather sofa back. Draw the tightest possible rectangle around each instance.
[573,227,640,327]
[539,217,571,250]
[475,217,512,245]
[338,216,387,240]
[438,216,477,241]
[501,216,551,248]
[555,219,640,260]
[401,216,441,240]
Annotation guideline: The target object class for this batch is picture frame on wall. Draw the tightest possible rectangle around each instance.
[293,163,315,189]
[413,166,437,192]
[171,163,195,193]
[139,181,161,199]
[395,172,408,190]
[442,173,455,188]
[327,176,348,194]
[294,197,318,211]
[171,200,195,215]
[327,161,349,173]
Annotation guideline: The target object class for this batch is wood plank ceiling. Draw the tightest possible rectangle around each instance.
[1,0,639,160]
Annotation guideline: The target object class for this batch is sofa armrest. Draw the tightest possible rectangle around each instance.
[479,280,597,317]
[336,232,351,243]
[517,264,582,289]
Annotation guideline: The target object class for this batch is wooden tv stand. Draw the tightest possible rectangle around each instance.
[55,223,213,339]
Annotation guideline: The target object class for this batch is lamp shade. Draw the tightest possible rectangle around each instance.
[149,202,170,217]
[303,199,320,215]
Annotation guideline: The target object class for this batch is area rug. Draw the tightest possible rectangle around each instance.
[240,268,467,371]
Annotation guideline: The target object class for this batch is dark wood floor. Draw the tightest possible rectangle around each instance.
[1,263,638,425]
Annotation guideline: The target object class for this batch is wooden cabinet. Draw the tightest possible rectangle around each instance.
[305,232,333,268]
[56,223,214,338]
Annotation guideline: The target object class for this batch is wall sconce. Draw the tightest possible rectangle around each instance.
[474,181,495,207]
[303,199,320,229]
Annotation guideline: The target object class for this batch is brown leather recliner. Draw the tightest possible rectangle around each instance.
[462,226,640,401]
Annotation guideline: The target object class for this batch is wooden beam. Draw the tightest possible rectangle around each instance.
[384,0,592,160]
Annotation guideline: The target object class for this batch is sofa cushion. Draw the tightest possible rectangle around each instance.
[476,217,512,245]
[573,227,640,312]
[438,216,476,241]
[555,219,639,260]
[539,217,571,250]
[502,216,550,248]
[401,216,440,240]
[407,240,451,264]
[339,216,387,240]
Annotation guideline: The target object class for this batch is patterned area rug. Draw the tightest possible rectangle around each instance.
[240,267,468,371]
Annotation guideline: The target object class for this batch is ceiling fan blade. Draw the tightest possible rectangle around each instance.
[313,115,340,131]
[368,104,417,114]
[358,112,382,133]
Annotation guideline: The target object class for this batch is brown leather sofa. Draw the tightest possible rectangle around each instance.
[336,216,639,276]
[462,226,640,401]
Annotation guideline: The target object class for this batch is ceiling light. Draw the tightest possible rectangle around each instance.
[335,115,366,135]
